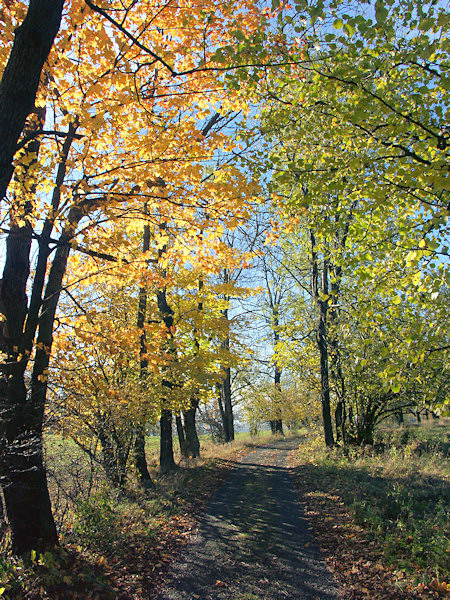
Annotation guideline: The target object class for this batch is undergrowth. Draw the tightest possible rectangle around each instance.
[0,432,268,599]
[296,421,450,587]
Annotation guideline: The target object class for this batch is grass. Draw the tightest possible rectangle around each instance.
[292,420,450,596]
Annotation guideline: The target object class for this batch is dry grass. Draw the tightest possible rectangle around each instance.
[291,420,450,598]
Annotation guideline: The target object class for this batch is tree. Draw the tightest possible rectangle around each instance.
[0,0,64,201]
[254,0,449,445]
[0,0,265,553]
[51,284,165,487]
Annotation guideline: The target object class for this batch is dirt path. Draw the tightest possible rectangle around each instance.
[153,437,340,600]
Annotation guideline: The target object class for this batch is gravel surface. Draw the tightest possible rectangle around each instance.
[154,437,341,600]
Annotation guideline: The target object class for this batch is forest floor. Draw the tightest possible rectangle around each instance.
[153,436,340,600]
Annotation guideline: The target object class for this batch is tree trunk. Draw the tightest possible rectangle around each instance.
[134,221,152,486]
[134,424,152,487]
[216,386,226,441]
[160,409,176,474]
[272,314,283,436]
[317,283,334,446]
[335,400,346,443]
[219,366,234,442]
[0,112,60,555]
[328,206,354,444]
[175,414,188,458]
[181,278,202,458]
[218,274,234,443]
[184,401,200,458]
[156,283,177,473]
[0,491,7,543]
[5,202,87,553]
[310,232,334,447]
[98,423,120,487]
[0,0,64,200]
[98,424,129,488]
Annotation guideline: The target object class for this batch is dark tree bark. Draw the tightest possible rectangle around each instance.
[216,385,226,441]
[97,416,130,488]
[335,401,345,442]
[183,400,200,458]
[271,419,284,434]
[270,368,283,435]
[182,278,202,459]
[175,414,188,458]
[0,0,64,201]
[0,112,93,553]
[134,222,153,486]
[160,409,176,473]
[0,217,77,554]
[218,277,234,443]
[310,232,335,448]
[271,309,283,435]
[157,285,177,473]
[219,365,234,442]
[0,110,59,554]
[134,424,152,486]
[327,206,355,444]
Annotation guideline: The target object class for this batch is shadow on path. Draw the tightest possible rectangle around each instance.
[154,438,340,600]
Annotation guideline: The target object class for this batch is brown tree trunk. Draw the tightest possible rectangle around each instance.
[310,232,334,448]
[335,400,346,443]
[182,278,202,458]
[157,284,177,473]
[216,385,226,441]
[272,311,283,436]
[0,232,74,554]
[0,113,61,555]
[219,365,234,442]
[184,401,200,458]
[175,414,188,458]
[160,409,176,473]
[218,272,234,443]
[0,0,64,200]
[134,424,152,487]
[134,222,152,486]
[327,208,354,445]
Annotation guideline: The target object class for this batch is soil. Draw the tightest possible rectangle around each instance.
[153,437,340,600]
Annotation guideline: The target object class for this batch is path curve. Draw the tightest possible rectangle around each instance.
[154,437,340,600]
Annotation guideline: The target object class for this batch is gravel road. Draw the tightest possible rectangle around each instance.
[154,437,340,600]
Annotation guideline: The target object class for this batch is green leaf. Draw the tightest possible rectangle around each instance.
[333,18,343,29]
[344,23,355,36]
[213,49,226,63]
[375,0,389,24]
